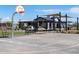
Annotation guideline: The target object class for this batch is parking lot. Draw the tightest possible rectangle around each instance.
[0,32,79,54]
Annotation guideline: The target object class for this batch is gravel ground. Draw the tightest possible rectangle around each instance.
[0,32,79,54]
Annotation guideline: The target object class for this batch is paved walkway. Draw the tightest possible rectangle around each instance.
[0,32,79,54]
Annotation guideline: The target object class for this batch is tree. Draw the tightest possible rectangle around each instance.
[5,21,12,29]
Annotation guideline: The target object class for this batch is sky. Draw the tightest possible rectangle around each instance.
[0,5,79,23]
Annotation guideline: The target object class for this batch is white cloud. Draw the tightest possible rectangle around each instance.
[69,7,79,13]
[39,9,57,12]
[4,17,10,20]
[1,17,11,23]
[36,9,60,13]
[36,7,79,14]
[35,7,79,18]
[36,9,70,15]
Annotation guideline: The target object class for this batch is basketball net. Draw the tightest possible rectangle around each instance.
[19,11,24,16]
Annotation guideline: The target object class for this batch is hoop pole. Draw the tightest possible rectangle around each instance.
[11,12,17,39]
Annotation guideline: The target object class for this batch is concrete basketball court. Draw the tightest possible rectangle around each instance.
[0,32,79,54]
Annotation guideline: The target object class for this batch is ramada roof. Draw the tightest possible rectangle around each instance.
[43,13,72,18]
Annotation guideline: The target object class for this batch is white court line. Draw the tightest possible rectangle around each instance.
[0,39,26,45]
[44,42,79,52]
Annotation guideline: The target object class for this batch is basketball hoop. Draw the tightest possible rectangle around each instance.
[16,5,24,15]
[11,5,25,39]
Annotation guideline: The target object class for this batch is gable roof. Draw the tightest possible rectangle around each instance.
[34,17,53,21]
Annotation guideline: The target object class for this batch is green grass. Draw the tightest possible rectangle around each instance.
[0,30,2,36]
[0,30,31,37]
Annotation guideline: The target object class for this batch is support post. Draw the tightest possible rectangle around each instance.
[47,22,50,30]
[52,17,55,30]
[77,17,79,30]
[37,21,39,31]
[59,12,61,32]
[65,14,67,31]
[51,22,53,30]
[50,22,51,30]
[46,21,48,31]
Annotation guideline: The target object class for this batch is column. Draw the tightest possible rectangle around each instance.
[47,22,50,30]
[37,22,39,30]
[53,18,55,30]
[51,22,53,30]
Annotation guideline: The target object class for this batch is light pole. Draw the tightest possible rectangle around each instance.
[11,5,24,39]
